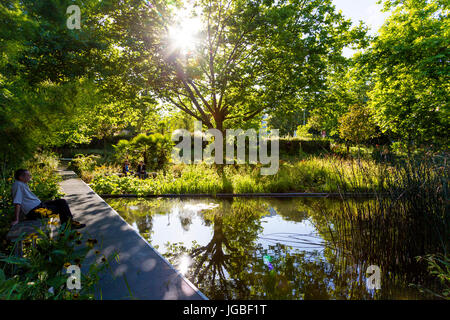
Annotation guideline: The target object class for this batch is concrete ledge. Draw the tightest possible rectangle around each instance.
[6,220,44,241]
[58,170,207,300]
[55,169,78,180]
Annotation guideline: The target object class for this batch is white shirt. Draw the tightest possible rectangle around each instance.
[11,180,41,214]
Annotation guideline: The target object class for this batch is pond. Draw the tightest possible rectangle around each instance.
[106,197,440,300]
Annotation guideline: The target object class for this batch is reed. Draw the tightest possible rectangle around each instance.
[326,154,449,298]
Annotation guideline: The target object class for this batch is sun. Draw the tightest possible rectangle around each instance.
[168,17,202,55]
[167,1,203,56]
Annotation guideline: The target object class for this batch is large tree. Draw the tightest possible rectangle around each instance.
[366,0,449,148]
[104,0,366,135]
[0,0,118,173]
[306,59,373,138]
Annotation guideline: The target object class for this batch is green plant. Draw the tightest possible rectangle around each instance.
[413,254,450,300]
[296,124,314,139]
[0,219,109,300]
[68,154,101,182]
[28,151,60,172]
[90,156,386,195]
[113,133,173,171]
[338,104,378,154]
[28,170,64,201]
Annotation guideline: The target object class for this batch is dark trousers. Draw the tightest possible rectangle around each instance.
[26,199,73,224]
[135,172,148,179]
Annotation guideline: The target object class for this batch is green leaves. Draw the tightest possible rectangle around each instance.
[0,1,123,174]
[113,133,173,171]
[0,220,108,300]
[366,0,449,148]
[0,255,30,267]
[338,104,378,145]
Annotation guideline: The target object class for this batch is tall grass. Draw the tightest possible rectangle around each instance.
[324,154,449,298]
[89,156,386,195]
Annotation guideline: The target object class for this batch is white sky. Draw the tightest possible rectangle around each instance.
[332,0,391,57]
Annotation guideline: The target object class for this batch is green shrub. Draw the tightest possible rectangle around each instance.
[113,140,131,165]
[68,154,101,182]
[414,254,450,299]
[28,151,60,172]
[296,124,314,139]
[113,133,173,171]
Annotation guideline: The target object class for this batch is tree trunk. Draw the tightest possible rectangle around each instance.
[212,113,225,158]
[213,115,227,180]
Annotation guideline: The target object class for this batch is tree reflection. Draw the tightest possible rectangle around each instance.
[106,197,171,242]
[190,217,237,298]
[239,244,374,299]
[164,198,376,299]
[109,196,444,300]
[165,199,266,299]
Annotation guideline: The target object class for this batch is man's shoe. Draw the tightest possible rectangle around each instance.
[71,220,86,229]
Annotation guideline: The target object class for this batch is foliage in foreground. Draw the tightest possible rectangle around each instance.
[413,254,450,299]
[0,219,109,300]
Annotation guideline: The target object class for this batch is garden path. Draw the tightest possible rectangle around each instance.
[58,169,207,300]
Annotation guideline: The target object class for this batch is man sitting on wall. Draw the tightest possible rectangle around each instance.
[11,169,86,229]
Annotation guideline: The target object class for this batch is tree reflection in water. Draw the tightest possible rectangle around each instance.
[165,200,266,299]
[107,197,446,300]
[163,198,379,300]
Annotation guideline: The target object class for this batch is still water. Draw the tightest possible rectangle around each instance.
[106,197,437,300]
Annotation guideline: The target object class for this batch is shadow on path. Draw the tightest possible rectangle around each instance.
[59,171,206,300]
